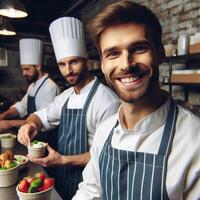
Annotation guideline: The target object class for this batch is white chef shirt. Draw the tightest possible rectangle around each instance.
[73,98,200,200]
[13,74,60,118]
[35,77,120,147]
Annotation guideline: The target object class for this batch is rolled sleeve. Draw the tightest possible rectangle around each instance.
[12,93,28,118]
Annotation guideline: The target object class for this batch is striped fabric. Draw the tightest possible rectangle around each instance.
[56,79,100,200]
[99,99,177,200]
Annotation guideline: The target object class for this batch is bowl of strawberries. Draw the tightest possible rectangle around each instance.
[16,171,54,200]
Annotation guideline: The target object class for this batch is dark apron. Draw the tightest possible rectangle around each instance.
[99,99,178,200]
[27,77,48,115]
[56,79,100,200]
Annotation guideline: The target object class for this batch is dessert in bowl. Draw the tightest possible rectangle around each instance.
[27,140,47,158]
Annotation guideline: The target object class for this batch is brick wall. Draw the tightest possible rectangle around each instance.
[133,0,200,45]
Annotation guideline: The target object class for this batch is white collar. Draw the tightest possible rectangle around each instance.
[33,74,48,86]
[72,76,97,95]
[116,97,170,135]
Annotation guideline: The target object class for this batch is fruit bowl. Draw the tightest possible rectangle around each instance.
[16,184,53,200]
[27,140,47,158]
[16,172,54,200]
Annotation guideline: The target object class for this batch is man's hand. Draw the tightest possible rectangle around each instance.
[27,144,63,167]
[18,123,38,146]
[0,120,12,133]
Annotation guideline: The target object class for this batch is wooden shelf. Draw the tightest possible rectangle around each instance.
[164,53,200,64]
[171,73,200,84]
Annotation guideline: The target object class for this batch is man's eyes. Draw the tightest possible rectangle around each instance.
[58,63,65,68]
[70,60,79,65]
[105,51,120,59]
[130,45,149,54]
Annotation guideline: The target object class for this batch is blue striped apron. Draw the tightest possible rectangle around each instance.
[56,79,100,200]
[99,99,178,200]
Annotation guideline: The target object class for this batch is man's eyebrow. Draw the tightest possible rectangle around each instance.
[102,47,118,56]
[58,61,65,65]
[129,40,150,46]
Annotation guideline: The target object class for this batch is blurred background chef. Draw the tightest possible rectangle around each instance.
[17,17,120,200]
[0,38,60,133]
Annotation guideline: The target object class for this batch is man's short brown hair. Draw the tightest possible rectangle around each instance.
[87,0,163,55]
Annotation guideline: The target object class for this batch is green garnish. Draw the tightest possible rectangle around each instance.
[0,162,18,170]
[31,140,38,145]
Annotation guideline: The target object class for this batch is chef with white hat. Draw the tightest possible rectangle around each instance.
[0,38,60,133]
[17,17,120,200]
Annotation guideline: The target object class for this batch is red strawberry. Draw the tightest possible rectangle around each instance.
[18,179,30,193]
[43,178,54,190]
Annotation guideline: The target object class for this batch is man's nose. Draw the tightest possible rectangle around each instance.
[120,51,133,71]
[62,64,72,75]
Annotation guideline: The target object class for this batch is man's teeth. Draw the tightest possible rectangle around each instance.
[121,77,139,83]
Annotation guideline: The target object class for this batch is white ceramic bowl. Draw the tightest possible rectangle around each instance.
[14,155,29,170]
[0,161,20,187]
[16,184,53,200]
[27,141,47,158]
[0,134,17,148]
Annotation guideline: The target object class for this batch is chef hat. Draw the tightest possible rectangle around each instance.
[19,38,43,65]
[49,17,88,62]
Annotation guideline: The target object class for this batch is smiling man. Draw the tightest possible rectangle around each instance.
[17,17,120,200]
[73,1,200,200]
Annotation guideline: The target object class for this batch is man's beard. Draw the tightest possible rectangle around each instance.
[26,70,39,84]
[65,68,88,87]
[105,64,159,103]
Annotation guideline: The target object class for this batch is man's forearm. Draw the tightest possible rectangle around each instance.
[26,114,43,132]
[62,152,91,166]
[9,119,26,128]
[0,107,19,120]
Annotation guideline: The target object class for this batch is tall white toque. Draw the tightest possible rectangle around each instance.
[19,38,43,65]
[49,17,88,62]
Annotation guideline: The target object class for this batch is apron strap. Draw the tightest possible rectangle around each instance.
[106,120,119,144]
[33,76,49,97]
[83,78,100,112]
[158,99,178,156]
[62,78,100,111]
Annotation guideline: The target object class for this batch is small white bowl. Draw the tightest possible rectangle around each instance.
[0,161,20,187]
[0,134,17,148]
[14,155,29,170]
[27,141,47,158]
[16,184,53,200]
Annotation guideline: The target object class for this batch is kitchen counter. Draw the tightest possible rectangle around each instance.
[0,140,63,200]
